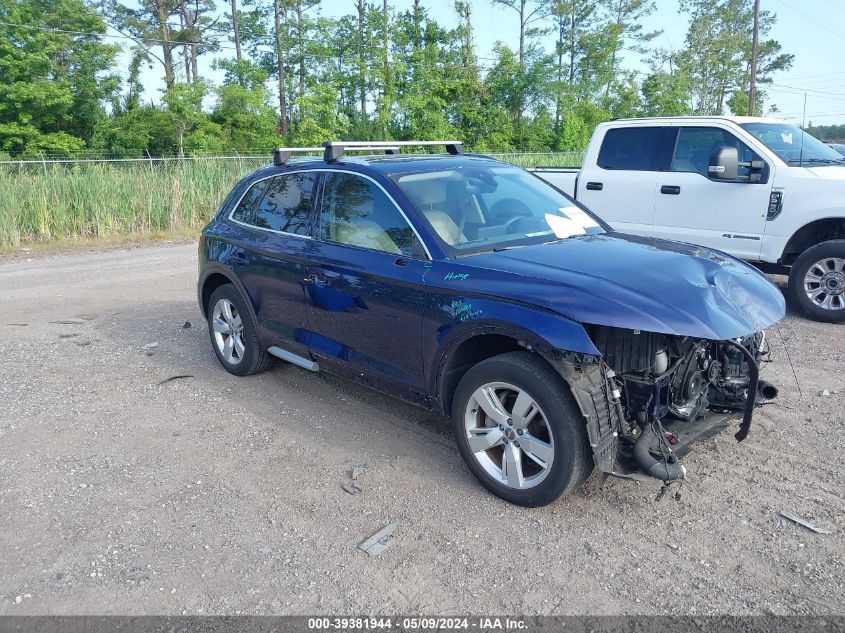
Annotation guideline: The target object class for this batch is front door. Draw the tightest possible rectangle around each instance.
[652,126,772,260]
[304,171,428,398]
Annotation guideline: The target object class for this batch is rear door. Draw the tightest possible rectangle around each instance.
[577,125,668,234]
[229,171,318,357]
[303,171,429,400]
[652,126,772,259]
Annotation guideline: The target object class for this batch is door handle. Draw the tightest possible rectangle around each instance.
[585,181,603,191]
[660,185,681,195]
[304,271,332,287]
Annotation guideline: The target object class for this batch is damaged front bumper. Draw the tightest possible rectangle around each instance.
[550,335,775,485]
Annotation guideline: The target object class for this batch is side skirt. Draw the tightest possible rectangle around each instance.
[267,346,320,372]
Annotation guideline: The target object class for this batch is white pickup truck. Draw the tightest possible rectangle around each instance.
[533,116,845,322]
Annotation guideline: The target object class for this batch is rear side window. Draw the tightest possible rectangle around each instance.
[253,172,317,236]
[597,127,665,171]
[231,179,270,223]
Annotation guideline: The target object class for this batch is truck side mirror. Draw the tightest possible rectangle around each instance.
[708,146,739,180]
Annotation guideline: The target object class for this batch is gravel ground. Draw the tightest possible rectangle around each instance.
[0,242,842,616]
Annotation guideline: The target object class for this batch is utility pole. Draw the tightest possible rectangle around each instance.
[748,0,761,116]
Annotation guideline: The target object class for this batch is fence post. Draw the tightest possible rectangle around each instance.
[145,149,154,170]
[39,151,48,177]
[235,149,242,170]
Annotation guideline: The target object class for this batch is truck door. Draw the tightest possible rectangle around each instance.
[576,125,668,235]
[652,126,772,260]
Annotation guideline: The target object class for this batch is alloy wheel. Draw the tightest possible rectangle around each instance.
[211,298,246,365]
[803,257,845,312]
[463,382,555,490]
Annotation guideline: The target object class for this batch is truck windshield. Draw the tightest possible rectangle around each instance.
[740,122,844,165]
[393,163,605,256]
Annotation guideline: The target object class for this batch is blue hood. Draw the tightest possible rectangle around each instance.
[462,233,786,340]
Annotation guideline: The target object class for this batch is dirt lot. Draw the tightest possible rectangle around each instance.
[0,242,843,616]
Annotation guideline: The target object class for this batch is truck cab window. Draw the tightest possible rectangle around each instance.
[671,127,756,178]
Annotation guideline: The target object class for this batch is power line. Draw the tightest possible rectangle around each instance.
[775,74,845,88]
[771,0,845,44]
[771,111,845,119]
[771,70,845,83]
[767,86,845,102]
[770,83,845,98]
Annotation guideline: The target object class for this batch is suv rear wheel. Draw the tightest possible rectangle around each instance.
[789,240,845,323]
[451,352,592,507]
[207,283,272,376]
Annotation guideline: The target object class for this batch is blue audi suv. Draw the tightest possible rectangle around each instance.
[198,141,785,506]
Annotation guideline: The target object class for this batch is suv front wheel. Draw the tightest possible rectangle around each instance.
[451,352,592,507]
[789,240,845,323]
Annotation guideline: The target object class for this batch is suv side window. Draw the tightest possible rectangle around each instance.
[231,179,270,224]
[597,127,665,171]
[671,127,756,178]
[320,172,415,256]
[253,172,317,235]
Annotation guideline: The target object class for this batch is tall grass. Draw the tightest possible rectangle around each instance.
[0,151,583,248]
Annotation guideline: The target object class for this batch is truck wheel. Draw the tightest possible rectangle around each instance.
[450,352,592,507]
[207,284,272,376]
[789,240,845,323]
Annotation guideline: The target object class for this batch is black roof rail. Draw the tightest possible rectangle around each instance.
[272,140,464,165]
[272,147,324,166]
[322,140,463,162]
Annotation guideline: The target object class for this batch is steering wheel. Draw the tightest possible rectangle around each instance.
[490,198,532,224]
[503,215,526,234]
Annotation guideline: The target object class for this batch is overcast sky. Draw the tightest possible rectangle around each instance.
[123,0,845,127]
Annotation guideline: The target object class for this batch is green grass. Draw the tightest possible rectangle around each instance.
[0,151,584,248]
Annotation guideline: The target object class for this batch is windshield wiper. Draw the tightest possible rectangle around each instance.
[788,157,845,165]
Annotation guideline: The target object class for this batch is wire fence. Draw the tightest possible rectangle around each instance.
[0,150,585,248]
[0,150,585,170]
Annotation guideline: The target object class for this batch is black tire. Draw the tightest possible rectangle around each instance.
[788,240,845,323]
[206,283,272,376]
[450,351,592,507]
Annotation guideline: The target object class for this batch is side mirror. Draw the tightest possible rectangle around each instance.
[708,146,739,180]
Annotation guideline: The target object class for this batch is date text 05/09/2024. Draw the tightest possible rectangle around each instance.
[307,617,528,631]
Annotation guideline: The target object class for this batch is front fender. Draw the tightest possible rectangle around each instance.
[427,294,599,398]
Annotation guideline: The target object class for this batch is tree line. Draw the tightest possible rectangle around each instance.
[0,0,795,159]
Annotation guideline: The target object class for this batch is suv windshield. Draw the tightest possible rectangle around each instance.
[740,122,844,165]
[392,163,605,255]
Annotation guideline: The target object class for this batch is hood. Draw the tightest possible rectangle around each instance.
[806,165,845,179]
[464,233,786,340]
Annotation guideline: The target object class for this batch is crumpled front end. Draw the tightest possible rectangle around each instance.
[552,325,776,486]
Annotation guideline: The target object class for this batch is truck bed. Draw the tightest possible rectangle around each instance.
[529,168,579,197]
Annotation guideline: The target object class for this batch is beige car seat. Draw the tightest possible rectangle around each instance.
[398,176,468,245]
[335,217,401,254]
[328,194,402,254]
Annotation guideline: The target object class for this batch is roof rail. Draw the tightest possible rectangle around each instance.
[273,147,325,166]
[322,140,463,162]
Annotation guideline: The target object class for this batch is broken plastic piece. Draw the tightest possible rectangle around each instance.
[358,522,397,557]
[341,483,362,495]
[779,511,830,534]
